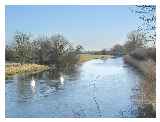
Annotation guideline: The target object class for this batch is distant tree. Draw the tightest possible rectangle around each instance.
[14,32,32,64]
[39,38,52,64]
[34,34,79,68]
[111,44,124,56]
[101,49,107,55]
[124,31,145,54]
[31,40,42,64]
[7,32,81,68]
[93,49,107,55]
[50,34,72,56]
[5,45,17,62]
[75,45,84,53]
[49,34,73,67]
[133,5,156,46]
[59,50,79,69]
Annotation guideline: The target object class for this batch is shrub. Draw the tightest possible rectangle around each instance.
[147,48,156,61]
[130,48,148,60]
[130,48,156,62]
[137,104,156,118]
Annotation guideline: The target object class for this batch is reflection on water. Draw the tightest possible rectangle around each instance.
[5,57,155,117]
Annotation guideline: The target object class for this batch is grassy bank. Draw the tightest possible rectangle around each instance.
[6,54,112,76]
[124,55,155,77]
[79,54,113,63]
[6,63,49,76]
[124,55,156,111]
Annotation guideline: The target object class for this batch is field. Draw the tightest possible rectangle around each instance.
[79,54,113,63]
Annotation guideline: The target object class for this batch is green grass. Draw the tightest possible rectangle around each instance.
[79,54,113,63]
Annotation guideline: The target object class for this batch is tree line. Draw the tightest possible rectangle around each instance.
[6,32,83,69]
[95,5,156,58]
[6,6,156,65]
[94,30,145,56]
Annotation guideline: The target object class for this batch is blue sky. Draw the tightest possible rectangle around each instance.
[6,5,140,50]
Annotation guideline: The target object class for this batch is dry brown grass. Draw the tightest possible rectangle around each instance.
[79,54,112,63]
[143,60,156,106]
[124,55,156,109]
[130,48,156,61]
[6,64,49,76]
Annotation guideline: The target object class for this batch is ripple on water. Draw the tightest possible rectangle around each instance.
[6,58,151,117]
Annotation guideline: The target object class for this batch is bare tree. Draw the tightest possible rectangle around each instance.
[14,32,32,64]
[133,5,156,47]
[124,30,145,53]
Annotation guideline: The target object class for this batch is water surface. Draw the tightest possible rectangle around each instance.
[6,57,147,117]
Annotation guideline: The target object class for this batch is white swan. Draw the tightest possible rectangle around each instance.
[31,77,36,88]
[60,75,64,84]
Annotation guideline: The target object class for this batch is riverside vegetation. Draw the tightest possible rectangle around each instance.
[123,5,156,117]
[6,33,84,76]
[6,32,114,76]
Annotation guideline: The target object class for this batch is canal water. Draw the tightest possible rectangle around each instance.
[6,57,147,117]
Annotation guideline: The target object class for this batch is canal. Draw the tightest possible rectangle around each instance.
[6,57,149,117]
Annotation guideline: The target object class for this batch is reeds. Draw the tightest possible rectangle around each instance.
[124,53,156,112]
[6,63,49,76]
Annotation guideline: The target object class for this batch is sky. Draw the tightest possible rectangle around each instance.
[6,5,140,50]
